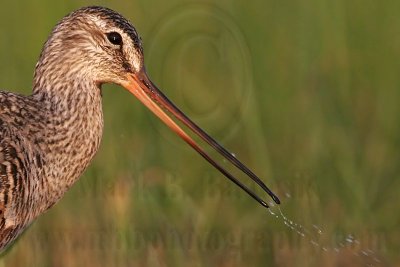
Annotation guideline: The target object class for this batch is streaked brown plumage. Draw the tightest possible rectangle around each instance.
[0,6,279,252]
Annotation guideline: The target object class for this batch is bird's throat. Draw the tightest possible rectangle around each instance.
[30,80,104,211]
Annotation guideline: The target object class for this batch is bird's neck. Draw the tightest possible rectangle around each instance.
[30,77,104,210]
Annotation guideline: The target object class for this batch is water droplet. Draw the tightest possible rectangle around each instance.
[345,235,354,243]
[268,208,276,216]
[312,224,323,234]
[296,231,304,237]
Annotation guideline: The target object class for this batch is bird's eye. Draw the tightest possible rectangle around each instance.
[107,32,123,45]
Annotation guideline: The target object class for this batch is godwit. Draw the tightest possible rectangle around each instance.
[0,6,280,251]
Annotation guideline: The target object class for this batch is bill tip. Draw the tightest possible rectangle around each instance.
[261,200,270,208]
[272,195,281,205]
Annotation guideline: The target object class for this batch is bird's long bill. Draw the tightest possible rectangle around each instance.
[123,69,280,208]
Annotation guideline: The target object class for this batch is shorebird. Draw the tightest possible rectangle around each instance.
[0,6,280,251]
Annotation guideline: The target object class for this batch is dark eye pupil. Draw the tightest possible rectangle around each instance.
[107,32,122,45]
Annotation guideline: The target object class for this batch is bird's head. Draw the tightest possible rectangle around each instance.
[33,6,280,208]
[34,6,145,89]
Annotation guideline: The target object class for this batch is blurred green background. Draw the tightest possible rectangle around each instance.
[0,0,399,266]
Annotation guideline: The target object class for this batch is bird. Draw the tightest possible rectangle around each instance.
[0,6,280,252]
